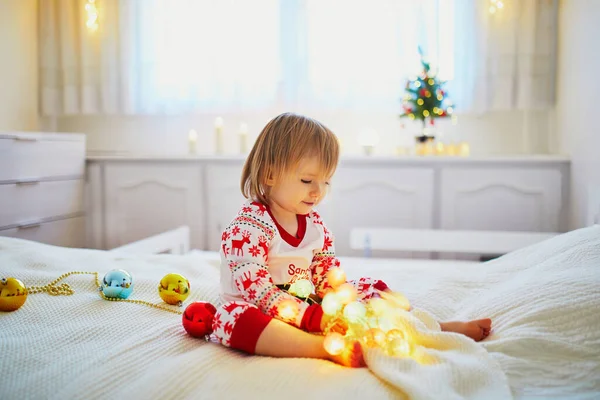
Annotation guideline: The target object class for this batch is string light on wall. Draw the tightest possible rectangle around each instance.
[85,0,99,32]
[489,0,504,14]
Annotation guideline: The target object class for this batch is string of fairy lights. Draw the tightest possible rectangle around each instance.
[2,265,420,361]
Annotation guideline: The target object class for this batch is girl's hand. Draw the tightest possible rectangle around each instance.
[320,314,348,334]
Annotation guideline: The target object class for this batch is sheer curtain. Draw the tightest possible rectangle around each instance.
[39,0,557,116]
[39,0,280,115]
[452,0,558,112]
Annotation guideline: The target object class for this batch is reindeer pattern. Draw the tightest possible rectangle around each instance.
[213,201,389,346]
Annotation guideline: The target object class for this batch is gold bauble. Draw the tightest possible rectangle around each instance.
[158,273,190,306]
[0,278,28,312]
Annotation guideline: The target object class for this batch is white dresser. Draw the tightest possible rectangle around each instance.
[0,132,86,247]
[86,155,569,259]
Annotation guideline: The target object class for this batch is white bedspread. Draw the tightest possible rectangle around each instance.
[1,226,599,400]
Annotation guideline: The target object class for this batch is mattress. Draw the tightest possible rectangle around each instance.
[1,225,599,399]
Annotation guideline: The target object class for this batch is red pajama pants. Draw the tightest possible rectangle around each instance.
[211,277,388,353]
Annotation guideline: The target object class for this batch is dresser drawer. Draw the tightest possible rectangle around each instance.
[0,179,84,229]
[0,216,85,248]
[0,133,85,181]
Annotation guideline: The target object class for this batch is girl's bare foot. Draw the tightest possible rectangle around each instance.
[328,340,367,368]
[440,318,492,341]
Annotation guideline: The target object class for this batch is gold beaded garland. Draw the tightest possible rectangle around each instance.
[2,271,183,315]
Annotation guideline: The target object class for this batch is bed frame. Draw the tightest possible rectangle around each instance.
[109,226,190,255]
[107,225,557,260]
[350,228,558,259]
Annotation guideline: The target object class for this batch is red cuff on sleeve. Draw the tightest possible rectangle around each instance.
[229,307,272,354]
[373,280,389,292]
[300,304,324,333]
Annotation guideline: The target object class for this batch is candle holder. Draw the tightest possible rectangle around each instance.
[362,145,375,156]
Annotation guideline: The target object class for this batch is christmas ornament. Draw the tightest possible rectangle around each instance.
[182,301,217,338]
[0,277,28,312]
[158,273,190,306]
[100,269,133,299]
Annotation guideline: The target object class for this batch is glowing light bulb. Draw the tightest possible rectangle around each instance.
[289,279,313,299]
[364,328,386,348]
[336,283,357,305]
[408,113,415,120]
[417,99,424,106]
[326,268,346,288]
[423,110,430,117]
[386,329,405,342]
[414,81,422,88]
[489,5,497,14]
[437,94,444,101]
[428,79,434,85]
[322,293,343,316]
[323,332,346,356]
[447,107,454,114]
[388,338,412,357]
[278,299,299,320]
[497,1,504,9]
[343,301,367,323]
[368,297,388,316]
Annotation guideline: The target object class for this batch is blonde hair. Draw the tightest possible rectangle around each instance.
[241,112,340,205]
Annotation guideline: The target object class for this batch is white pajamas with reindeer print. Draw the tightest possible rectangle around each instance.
[212,200,389,354]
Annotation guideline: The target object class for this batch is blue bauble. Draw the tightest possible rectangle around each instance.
[101,269,133,299]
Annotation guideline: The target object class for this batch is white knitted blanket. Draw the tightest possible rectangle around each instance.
[1,226,599,400]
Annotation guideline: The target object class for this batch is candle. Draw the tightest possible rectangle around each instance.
[188,129,198,155]
[458,142,470,157]
[357,128,379,156]
[215,117,224,154]
[239,122,248,153]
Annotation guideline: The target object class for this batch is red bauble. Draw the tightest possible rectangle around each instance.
[182,301,217,338]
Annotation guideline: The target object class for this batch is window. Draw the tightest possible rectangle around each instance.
[135,0,455,113]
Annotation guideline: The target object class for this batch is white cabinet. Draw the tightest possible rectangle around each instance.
[86,155,569,258]
[0,132,85,248]
[102,163,204,250]
[204,161,246,251]
[321,166,435,257]
[441,167,564,232]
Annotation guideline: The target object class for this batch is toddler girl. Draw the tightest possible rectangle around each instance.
[212,112,491,367]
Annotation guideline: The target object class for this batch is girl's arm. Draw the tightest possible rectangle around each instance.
[309,212,389,299]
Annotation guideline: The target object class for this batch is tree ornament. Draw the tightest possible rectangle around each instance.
[158,273,190,306]
[182,301,217,338]
[100,269,133,299]
[0,277,28,311]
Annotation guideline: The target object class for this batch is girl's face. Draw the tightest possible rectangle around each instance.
[266,156,331,220]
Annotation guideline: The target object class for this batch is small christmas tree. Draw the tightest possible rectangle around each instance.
[399,48,454,136]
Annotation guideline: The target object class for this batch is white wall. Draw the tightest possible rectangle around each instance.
[0,0,38,131]
[53,108,554,157]
[0,0,555,158]
[556,0,600,229]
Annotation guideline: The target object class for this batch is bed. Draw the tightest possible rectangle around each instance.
[1,225,599,399]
